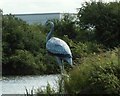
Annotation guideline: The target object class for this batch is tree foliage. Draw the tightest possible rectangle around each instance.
[77,2,120,47]
[2,14,59,75]
[53,14,78,40]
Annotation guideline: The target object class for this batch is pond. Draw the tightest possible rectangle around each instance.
[1,75,59,95]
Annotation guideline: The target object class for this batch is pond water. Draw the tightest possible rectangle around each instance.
[1,75,59,95]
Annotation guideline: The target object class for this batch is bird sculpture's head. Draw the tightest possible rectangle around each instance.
[45,20,54,27]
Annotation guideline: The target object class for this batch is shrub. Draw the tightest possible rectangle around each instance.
[8,50,38,75]
[64,48,120,95]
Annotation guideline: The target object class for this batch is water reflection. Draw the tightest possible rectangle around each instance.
[1,75,59,94]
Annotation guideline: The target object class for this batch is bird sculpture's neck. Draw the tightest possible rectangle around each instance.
[46,22,54,42]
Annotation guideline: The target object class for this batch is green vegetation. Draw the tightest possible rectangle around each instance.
[2,15,59,75]
[77,1,120,47]
[2,1,120,95]
[34,48,120,95]
[64,48,120,95]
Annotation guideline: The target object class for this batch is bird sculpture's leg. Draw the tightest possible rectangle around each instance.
[56,57,63,74]
[62,60,64,75]
[61,60,65,93]
[56,57,64,93]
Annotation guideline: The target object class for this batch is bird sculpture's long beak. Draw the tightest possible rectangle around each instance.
[45,20,51,26]
[45,21,49,26]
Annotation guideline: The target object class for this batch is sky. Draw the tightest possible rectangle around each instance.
[0,0,117,14]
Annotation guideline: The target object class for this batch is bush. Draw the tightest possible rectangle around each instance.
[2,14,59,75]
[63,35,104,65]
[64,48,120,95]
[9,50,38,75]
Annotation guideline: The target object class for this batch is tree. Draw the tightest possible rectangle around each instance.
[53,14,78,40]
[77,1,120,47]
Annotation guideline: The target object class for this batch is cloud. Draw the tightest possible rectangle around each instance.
[1,0,115,14]
[1,0,81,14]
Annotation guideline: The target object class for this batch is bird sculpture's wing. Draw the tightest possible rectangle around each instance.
[46,37,72,57]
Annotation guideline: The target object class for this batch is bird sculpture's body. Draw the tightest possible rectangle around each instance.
[46,21,73,74]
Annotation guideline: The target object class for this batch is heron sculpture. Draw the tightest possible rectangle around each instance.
[45,21,73,92]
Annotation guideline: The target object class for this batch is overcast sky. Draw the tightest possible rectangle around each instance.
[1,0,116,14]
